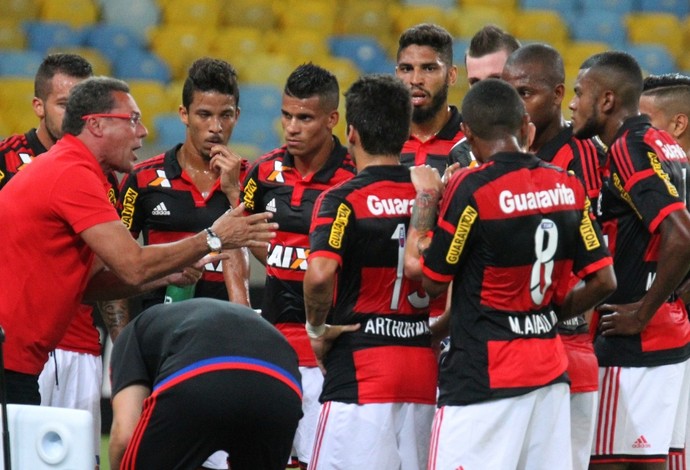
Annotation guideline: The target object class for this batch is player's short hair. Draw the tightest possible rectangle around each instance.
[579,51,643,110]
[62,76,130,136]
[284,63,339,111]
[397,23,454,66]
[461,78,525,140]
[345,74,411,156]
[504,43,565,86]
[467,25,520,59]
[182,57,239,109]
[35,53,93,101]
[642,84,690,118]
[643,73,690,91]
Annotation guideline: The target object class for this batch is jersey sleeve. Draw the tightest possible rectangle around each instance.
[421,171,478,283]
[610,133,686,233]
[239,159,263,215]
[116,170,144,237]
[308,188,353,266]
[110,323,153,396]
[569,137,604,203]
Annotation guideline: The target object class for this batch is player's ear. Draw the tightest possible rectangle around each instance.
[672,113,688,139]
[32,97,45,120]
[347,124,357,145]
[178,105,189,127]
[553,83,565,106]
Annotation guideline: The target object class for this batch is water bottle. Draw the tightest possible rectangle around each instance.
[163,284,196,303]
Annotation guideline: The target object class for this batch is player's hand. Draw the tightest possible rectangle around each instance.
[442,162,461,186]
[597,301,645,336]
[166,253,228,286]
[410,165,443,194]
[211,204,278,249]
[310,323,361,374]
[210,144,243,203]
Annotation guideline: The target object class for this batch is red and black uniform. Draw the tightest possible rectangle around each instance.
[401,105,465,175]
[0,130,117,360]
[593,115,690,367]
[239,138,355,366]
[536,125,606,393]
[117,145,247,310]
[309,165,437,404]
[422,152,612,405]
[111,298,303,470]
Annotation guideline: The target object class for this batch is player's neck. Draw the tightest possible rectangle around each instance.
[177,144,217,196]
[356,152,399,172]
[293,135,334,177]
[35,123,56,151]
[410,106,450,143]
[530,115,567,153]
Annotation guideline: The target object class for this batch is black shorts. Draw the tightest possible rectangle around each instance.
[121,370,303,470]
[4,370,40,405]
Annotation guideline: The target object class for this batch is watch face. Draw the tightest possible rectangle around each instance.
[208,236,222,251]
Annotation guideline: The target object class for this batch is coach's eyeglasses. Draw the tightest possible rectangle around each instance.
[81,112,143,127]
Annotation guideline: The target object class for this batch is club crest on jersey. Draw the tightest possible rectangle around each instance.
[148,169,171,188]
[243,178,257,210]
[328,203,351,249]
[120,187,139,229]
[267,161,285,183]
[266,244,309,270]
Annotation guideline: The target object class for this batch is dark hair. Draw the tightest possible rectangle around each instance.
[284,63,339,111]
[580,51,643,110]
[643,73,690,91]
[182,57,239,109]
[504,43,564,86]
[62,76,130,136]
[467,25,520,59]
[461,78,525,140]
[345,74,411,156]
[34,53,93,100]
[397,23,454,66]
[641,85,690,117]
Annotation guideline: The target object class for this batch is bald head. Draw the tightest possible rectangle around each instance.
[504,43,564,88]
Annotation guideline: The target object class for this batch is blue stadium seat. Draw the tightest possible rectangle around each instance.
[113,50,171,84]
[329,35,394,74]
[0,50,44,77]
[100,0,160,43]
[569,11,628,49]
[625,44,677,75]
[637,0,690,16]
[153,112,185,149]
[23,21,85,55]
[452,38,470,66]
[520,0,577,17]
[578,0,635,15]
[401,0,456,7]
[239,84,282,123]
[84,24,146,63]
[233,113,282,154]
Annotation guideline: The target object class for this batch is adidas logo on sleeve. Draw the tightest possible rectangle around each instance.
[152,202,171,216]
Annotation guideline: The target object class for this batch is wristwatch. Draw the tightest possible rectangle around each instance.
[205,228,222,252]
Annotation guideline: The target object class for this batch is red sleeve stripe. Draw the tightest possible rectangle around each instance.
[610,132,636,181]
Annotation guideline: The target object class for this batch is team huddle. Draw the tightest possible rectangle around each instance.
[1,20,690,470]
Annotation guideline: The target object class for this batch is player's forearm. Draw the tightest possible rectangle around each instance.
[84,268,171,301]
[224,248,251,306]
[97,299,131,341]
[304,270,335,326]
[558,265,616,321]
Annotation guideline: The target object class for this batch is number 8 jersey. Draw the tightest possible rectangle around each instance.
[422,152,613,406]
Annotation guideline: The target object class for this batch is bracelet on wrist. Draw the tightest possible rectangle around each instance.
[305,321,326,339]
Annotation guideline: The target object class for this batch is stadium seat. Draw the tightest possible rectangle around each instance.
[625,44,677,75]
[232,112,282,154]
[460,0,517,9]
[334,0,395,41]
[128,80,175,140]
[235,53,295,87]
[315,56,362,90]
[161,0,222,27]
[452,38,470,66]
[23,21,86,55]
[52,47,112,76]
[329,35,395,74]
[520,0,577,17]
[100,0,160,43]
[154,112,186,149]
[0,20,27,49]
[148,25,214,80]
[238,83,282,121]
[277,0,337,35]
[569,11,628,49]
[637,0,690,17]
[512,10,569,51]
[401,0,456,8]
[578,0,635,15]
[626,13,684,61]
[41,0,99,28]
[562,41,609,69]
[266,30,331,67]
[454,6,516,39]
[0,0,41,22]
[210,26,267,61]
[113,49,172,83]
[0,50,44,78]
[84,23,147,63]
[221,0,277,29]
[0,77,37,133]
[392,4,457,37]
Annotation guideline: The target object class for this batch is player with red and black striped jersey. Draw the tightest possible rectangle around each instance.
[411,79,615,469]
[239,63,355,470]
[571,52,690,469]
[304,74,437,470]
[502,43,606,470]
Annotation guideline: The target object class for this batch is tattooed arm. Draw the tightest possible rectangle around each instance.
[404,165,443,280]
[97,299,131,342]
